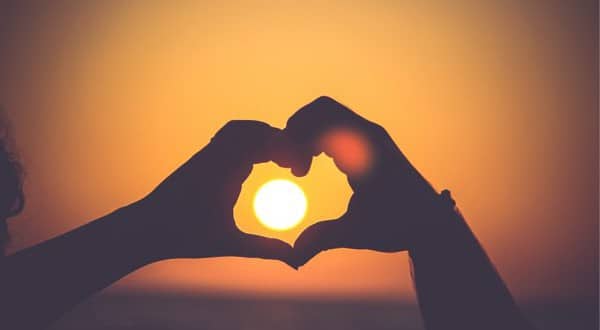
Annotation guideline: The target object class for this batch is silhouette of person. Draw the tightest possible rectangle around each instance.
[0,97,535,330]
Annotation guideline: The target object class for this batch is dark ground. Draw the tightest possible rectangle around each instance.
[49,293,598,330]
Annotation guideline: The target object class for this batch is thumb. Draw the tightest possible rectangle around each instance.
[237,234,295,269]
[292,217,350,268]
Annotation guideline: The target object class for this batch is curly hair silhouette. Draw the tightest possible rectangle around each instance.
[0,111,25,256]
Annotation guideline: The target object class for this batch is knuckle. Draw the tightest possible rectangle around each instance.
[312,95,336,106]
[212,121,241,145]
[215,120,269,140]
[370,122,388,135]
[286,96,339,129]
[308,95,344,113]
[217,120,239,134]
[221,120,246,132]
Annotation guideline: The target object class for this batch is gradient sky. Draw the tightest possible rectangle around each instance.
[0,0,597,303]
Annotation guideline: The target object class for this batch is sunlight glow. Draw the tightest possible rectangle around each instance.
[253,179,307,231]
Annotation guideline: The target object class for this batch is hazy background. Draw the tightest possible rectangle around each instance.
[1,0,597,329]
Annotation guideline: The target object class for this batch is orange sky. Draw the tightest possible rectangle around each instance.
[0,0,597,302]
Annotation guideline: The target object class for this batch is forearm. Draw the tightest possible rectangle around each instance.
[0,202,157,329]
[409,207,534,330]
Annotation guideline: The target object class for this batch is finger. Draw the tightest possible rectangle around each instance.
[290,147,312,177]
[236,233,295,269]
[209,120,304,172]
[283,96,381,180]
[285,96,370,147]
[292,217,351,268]
[210,120,279,164]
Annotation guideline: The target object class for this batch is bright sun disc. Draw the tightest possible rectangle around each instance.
[253,179,307,231]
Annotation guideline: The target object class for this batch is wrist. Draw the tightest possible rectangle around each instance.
[408,190,466,257]
[115,200,171,264]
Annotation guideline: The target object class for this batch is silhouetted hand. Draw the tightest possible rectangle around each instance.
[136,120,295,266]
[286,96,440,267]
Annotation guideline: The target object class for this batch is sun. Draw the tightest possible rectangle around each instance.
[253,179,307,231]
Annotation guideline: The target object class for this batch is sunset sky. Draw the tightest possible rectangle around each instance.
[0,0,597,303]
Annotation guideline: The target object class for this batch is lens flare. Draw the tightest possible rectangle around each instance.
[320,128,372,176]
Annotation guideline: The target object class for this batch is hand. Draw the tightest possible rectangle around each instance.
[135,120,296,267]
[285,96,441,267]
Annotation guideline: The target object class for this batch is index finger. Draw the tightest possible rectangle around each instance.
[283,96,380,178]
[209,120,300,169]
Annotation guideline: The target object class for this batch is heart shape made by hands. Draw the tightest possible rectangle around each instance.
[231,96,436,267]
[235,97,428,265]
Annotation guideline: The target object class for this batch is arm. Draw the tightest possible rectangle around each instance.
[0,204,154,329]
[286,96,533,330]
[409,199,534,330]
[0,120,295,330]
